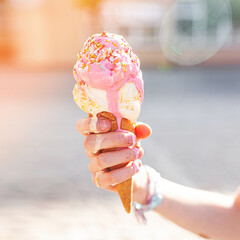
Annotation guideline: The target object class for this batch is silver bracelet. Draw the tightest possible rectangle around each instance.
[133,165,163,224]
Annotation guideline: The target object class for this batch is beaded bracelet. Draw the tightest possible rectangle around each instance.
[133,165,163,224]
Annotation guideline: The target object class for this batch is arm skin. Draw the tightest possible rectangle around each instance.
[76,117,240,240]
[153,179,240,240]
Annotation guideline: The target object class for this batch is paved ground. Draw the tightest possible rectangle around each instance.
[0,66,240,239]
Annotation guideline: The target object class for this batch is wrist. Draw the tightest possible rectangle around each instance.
[133,165,163,224]
[133,165,149,205]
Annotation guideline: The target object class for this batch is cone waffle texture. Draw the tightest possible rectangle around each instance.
[96,111,135,213]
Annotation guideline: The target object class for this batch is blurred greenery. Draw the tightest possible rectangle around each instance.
[231,0,240,26]
[176,0,234,38]
[206,0,230,35]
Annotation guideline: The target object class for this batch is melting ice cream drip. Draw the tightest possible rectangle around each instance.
[73,31,144,130]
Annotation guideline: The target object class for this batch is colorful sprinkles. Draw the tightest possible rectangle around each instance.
[75,31,139,78]
[112,42,118,47]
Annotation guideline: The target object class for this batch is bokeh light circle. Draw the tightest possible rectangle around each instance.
[160,0,232,65]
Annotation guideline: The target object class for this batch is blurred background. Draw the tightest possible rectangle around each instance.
[0,0,240,239]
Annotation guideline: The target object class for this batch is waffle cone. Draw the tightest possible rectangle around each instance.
[93,111,135,213]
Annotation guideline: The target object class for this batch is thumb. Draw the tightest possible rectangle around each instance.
[135,122,152,140]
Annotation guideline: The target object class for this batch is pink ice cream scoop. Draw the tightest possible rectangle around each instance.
[73,31,144,125]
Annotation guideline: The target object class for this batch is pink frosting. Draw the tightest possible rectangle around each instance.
[73,32,143,101]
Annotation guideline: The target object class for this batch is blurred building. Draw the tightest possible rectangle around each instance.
[0,0,89,68]
[101,0,240,66]
[100,0,169,66]
[0,0,240,68]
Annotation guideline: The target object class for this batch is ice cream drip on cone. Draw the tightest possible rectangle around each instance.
[73,32,144,213]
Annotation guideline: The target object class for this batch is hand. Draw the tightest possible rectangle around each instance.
[76,117,151,203]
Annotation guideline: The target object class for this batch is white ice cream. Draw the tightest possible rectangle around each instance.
[73,83,109,115]
[73,81,141,123]
[119,82,141,122]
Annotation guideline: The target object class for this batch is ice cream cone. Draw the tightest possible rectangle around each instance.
[95,111,135,213]
[73,32,144,214]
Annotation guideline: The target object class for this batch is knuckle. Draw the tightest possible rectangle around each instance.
[96,154,105,170]
[83,138,88,149]
[88,162,93,173]
[95,172,104,188]
[75,120,80,130]
[84,135,93,151]
[85,149,91,159]
[91,175,97,185]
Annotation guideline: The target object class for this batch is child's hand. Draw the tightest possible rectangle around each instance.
[76,117,151,198]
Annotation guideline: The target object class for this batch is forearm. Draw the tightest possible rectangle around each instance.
[155,178,240,240]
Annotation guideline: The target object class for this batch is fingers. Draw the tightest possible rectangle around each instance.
[87,146,143,172]
[87,145,144,191]
[135,122,152,139]
[78,119,151,193]
[76,117,111,135]
[94,160,142,191]
[97,147,143,170]
[84,131,136,153]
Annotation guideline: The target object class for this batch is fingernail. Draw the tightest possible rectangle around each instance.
[132,147,139,160]
[132,161,141,173]
[138,149,143,159]
[138,161,142,169]
[127,134,136,145]
[99,119,110,131]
